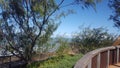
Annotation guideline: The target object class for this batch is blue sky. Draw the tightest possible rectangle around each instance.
[53,0,120,37]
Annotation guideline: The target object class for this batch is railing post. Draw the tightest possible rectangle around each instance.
[88,59,92,68]
[117,47,119,63]
[107,50,110,68]
[2,58,3,64]
[112,49,115,64]
[97,53,100,68]
[9,56,11,68]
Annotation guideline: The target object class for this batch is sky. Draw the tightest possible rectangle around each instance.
[53,0,120,38]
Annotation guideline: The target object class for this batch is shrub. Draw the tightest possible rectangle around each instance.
[72,27,116,54]
[55,36,71,56]
[27,54,83,68]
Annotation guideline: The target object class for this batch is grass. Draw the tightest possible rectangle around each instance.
[27,54,83,68]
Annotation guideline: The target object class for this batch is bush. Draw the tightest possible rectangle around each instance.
[55,36,71,56]
[72,27,116,54]
[27,54,83,68]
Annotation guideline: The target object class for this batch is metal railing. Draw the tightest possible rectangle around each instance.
[74,45,120,68]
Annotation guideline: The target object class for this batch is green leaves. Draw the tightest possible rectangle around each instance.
[32,1,44,16]
[72,27,115,54]
[74,0,102,11]
[32,0,57,17]
[109,0,120,28]
[0,0,65,62]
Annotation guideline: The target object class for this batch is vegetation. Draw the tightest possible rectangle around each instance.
[72,27,116,54]
[27,35,82,68]
[0,0,64,62]
[1,0,118,68]
[109,0,120,28]
[26,27,116,68]
[27,54,83,68]
[0,0,101,63]
[55,36,71,56]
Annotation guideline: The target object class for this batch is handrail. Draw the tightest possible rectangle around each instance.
[0,55,19,64]
[74,46,120,68]
[0,54,15,58]
[0,54,24,68]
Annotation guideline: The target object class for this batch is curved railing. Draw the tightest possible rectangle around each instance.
[74,45,120,68]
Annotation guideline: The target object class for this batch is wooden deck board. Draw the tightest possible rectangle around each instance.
[109,63,120,68]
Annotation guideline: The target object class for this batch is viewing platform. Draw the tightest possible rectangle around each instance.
[74,46,120,68]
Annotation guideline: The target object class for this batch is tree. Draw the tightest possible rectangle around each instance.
[74,0,101,8]
[109,0,120,28]
[72,27,115,54]
[0,0,101,63]
[0,0,64,63]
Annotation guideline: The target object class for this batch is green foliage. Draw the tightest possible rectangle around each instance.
[0,0,102,63]
[109,0,120,28]
[0,0,65,62]
[36,23,59,53]
[72,27,115,54]
[27,54,83,68]
[55,36,70,56]
[74,0,102,10]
